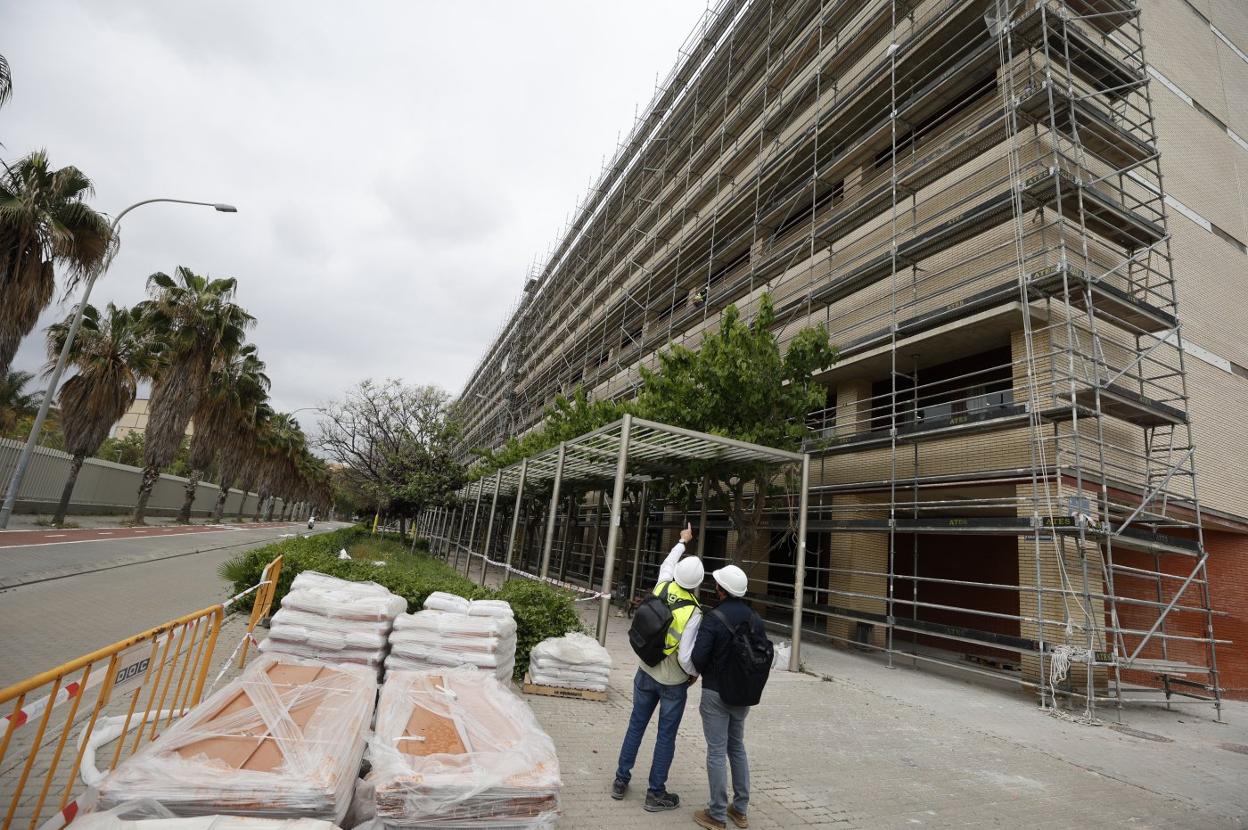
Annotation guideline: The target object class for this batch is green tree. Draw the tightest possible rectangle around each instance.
[319,379,464,536]
[0,369,41,434]
[96,431,145,467]
[635,292,837,553]
[45,303,159,525]
[178,343,269,523]
[0,150,112,376]
[130,267,254,524]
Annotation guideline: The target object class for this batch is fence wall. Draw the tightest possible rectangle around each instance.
[0,438,282,519]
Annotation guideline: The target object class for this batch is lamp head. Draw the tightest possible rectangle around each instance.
[213,203,238,213]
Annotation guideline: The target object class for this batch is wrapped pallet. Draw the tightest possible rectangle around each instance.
[528,632,612,692]
[362,669,560,828]
[386,607,516,682]
[262,572,406,669]
[72,798,340,829]
[96,655,375,825]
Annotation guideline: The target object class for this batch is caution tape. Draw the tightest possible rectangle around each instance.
[220,579,272,611]
[2,677,92,730]
[205,631,262,696]
[454,545,611,601]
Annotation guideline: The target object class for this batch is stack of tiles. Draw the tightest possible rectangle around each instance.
[260,571,406,670]
[96,655,376,824]
[363,668,560,828]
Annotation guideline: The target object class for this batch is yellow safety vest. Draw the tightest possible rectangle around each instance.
[653,580,700,656]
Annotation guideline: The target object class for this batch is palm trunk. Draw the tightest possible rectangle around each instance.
[212,479,232,523]
[132,465,161,525]
[237,480,255,521]
[53,452,88,527]
[253,492,267,522]
[177,468,202,524]
[264,496,277,521]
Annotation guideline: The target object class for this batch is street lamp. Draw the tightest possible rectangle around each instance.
[0,198,238,528]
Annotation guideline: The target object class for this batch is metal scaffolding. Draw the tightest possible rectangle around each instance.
[452,0,1224,719]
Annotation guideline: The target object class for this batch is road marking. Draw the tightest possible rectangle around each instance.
[46,534,66,538]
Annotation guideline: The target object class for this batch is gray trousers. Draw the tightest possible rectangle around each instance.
[699,687,750,821]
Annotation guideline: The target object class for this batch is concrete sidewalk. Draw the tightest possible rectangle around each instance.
[524,603,1247,829]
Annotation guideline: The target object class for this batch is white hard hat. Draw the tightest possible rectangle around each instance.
[674,556,705,590]
[712,565,748,597]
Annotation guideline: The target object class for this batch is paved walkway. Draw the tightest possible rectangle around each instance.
[525,603,1247,829]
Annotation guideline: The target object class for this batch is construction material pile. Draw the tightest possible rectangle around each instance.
[528,632,612,692]
[71,801,340,830]
[96,655,376,824]
[260,572,406,669]
[385,592,516,681]
[361,668,560,828]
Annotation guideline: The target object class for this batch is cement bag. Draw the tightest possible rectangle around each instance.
[422,591,470,615]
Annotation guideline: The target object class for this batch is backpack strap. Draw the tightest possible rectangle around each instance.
[659,580,698,611]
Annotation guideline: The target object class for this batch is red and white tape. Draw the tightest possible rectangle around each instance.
[3,677,93,731]
[457,547,610,601]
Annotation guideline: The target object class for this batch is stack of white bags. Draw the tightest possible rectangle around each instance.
[260,571,406,670]
[528,632,612,692]
[386,592,517,681]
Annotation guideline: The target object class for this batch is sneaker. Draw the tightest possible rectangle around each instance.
[728,805,749,828]
[693,808,727,829]
[611,777,628,800]
[644,791,681,812]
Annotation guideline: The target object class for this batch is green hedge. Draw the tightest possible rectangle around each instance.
[220,526,583,680]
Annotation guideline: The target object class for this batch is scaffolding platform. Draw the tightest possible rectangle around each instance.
[1062,383,1187,427]
[1028,264,1176,332]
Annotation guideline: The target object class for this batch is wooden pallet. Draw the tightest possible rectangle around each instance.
[522,673,608,702]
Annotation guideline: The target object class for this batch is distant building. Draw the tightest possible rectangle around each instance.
[112,398,194,440]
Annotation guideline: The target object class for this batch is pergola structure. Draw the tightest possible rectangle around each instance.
[419,414,810,668]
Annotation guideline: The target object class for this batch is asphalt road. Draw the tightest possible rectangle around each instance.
[0,521,349,687]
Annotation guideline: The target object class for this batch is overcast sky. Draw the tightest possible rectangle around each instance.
[2,0,705,425]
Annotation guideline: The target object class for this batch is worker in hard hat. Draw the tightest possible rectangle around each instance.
[612,522,704,813]
[690,564,764,830]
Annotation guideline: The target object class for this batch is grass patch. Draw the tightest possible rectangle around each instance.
[220,526,582,680]
[33,516,80,528]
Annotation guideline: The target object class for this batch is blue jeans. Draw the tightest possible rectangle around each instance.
[700,688,750,821]
[615,668,689,794]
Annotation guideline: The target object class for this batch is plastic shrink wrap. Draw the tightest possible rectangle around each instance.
[527,633,612,692]
[96,655,376,825]
[71,799,340,830]
[359,669,559,828]
[265,572,405,669]
[386,609,516,682]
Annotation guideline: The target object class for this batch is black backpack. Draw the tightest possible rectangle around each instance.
[629,582,696,667]
[710,607,773,706]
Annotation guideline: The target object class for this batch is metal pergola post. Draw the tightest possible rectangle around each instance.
[789,453,811,672]
[597,413,632,643]
[464,483,484,578]
[451,506,467,569]
[539,442,566,579]
[629,481,649,603]
[504,458,528,583]
[480,470,502,585]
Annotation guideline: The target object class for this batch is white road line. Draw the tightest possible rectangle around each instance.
[46,534,67,538]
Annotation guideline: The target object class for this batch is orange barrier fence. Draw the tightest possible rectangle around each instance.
[0,554,283,830]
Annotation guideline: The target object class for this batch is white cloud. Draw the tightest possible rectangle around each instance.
[2,0,705,416]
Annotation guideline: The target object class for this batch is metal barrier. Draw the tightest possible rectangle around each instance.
[238,554,284,668]
[0,556,283,830]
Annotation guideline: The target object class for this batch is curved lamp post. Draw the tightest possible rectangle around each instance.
[0,199,237,528]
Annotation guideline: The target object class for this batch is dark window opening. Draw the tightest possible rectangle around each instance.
[871,346,1014,432]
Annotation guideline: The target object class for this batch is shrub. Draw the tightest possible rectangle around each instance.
[496,578,586,680]
[220,529,582,680]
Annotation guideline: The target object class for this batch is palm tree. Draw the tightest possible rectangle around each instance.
[130,267,253,524]
[45,303,158,525]
[178,343,269,523]
[0,369,41,434]
[0,150,112,376]
[231,402,271,522]
[0,53,12,109]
